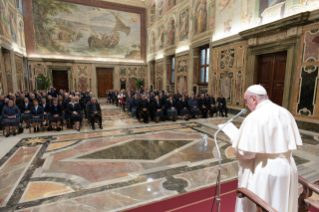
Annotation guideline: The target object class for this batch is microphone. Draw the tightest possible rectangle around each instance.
[212,108,247,212]
[230,108,247,121]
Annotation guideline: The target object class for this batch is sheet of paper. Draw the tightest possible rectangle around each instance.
[218,122,239,141]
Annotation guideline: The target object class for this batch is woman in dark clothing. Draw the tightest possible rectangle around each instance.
[66,97,82,131]
[2,100,20,137]
[178,95,190,121]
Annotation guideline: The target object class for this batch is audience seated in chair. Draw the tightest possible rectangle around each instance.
[165,95,178,121]
[88,97,103,130]
[49,98,63,131]
[178,95,190,121]
[152,96,163,123]
[20,97,33,129]
[138,94,149,123]
[1,100,20,137]
[217,93,228,117]
[75,95,84,122]
[208,93,218,117]
[30,99,43,133]
[40,98,50,126]
[188,94,200,118]
[66,97,82,131]
[198,94,209,119]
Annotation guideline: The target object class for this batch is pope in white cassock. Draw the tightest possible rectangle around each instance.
[232,85,302,212]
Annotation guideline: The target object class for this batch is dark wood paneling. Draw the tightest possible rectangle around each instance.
[97,68,113,97]
[23,0,146,62]
[52,71,69,91]
[257,51,287,106]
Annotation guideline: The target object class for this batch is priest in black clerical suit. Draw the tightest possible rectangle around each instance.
[208,94,218,117]
[198,94,209,118]
[138,95,149,123]
[217,93,228,117]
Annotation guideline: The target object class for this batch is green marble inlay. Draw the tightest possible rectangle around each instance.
[78,139,193,160]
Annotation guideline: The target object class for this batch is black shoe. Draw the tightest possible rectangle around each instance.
[225,115,228,117]
[13,132,16,136]
[57,127,61,131]
[34,127,36,133]
[99,126,103,129]
[37,128,40,132]
[92,126,95,130]
[26,126,29,129]
[5,134,10,137]
[47,127,51,131]
[77,128,80,131]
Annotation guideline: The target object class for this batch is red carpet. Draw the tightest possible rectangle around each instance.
[123,179,319,212]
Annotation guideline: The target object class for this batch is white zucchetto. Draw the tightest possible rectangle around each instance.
[247,84,267,95]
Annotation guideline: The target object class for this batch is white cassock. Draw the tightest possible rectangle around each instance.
[232,100,302,212]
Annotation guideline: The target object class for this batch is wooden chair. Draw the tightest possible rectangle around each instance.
[236,176,319,212]
[67,117,82,129]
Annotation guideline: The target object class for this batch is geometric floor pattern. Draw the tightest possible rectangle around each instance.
[0,103,318,211]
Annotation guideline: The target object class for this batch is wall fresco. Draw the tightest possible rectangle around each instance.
[179,8,189,42]
[32,0,142,59]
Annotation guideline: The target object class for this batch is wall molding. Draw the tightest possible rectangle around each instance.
[211,34,244,49]
[239,12,310,39]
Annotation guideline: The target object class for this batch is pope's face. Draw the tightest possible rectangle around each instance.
[244,91,257,112]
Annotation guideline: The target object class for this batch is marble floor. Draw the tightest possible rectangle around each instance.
[0,102,318,211]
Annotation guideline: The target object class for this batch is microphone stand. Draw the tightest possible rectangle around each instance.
[213,117,235,212]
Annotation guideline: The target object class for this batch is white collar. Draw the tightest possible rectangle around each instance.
[256,100,270,110]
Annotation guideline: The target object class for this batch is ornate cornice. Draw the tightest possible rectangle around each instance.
[239,12,310,39]
[211,34,244,48]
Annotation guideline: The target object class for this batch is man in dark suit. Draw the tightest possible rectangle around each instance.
[58,95,67,111]
[165,95,178,121]
[49,98,63,131]
[16,93,24,107]
[88,97,102,130]
[20,97,33,128]
[48,87,57,98]
[209,93,217,117]
[138,94,149,123]
[198,94,209,118]
[217,93,228,117]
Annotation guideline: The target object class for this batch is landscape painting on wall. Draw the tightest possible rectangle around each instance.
[32,0,142,59]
